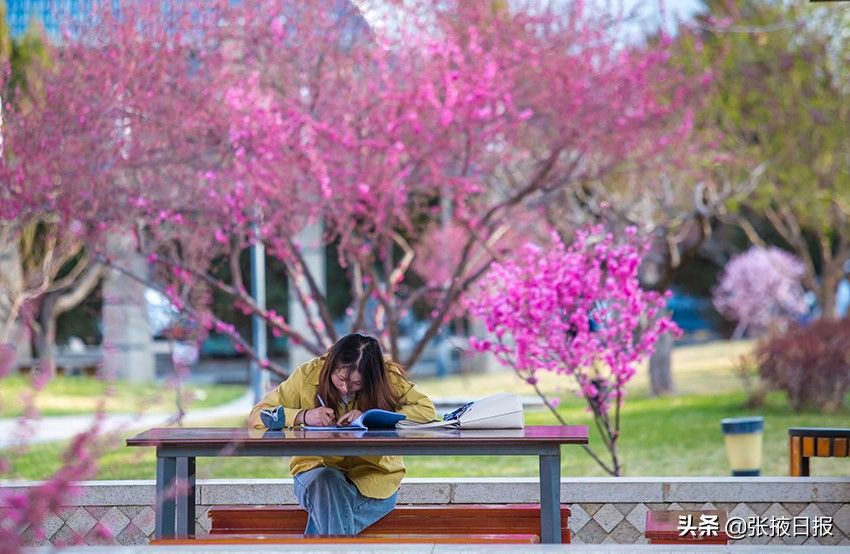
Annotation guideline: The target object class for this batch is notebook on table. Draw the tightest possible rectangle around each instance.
[301,409,406,431]
[395,392,525,429]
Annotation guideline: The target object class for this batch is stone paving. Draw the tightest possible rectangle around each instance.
[21,543,850,552]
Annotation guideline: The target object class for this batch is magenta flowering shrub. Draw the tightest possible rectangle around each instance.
[1,427,102,551]
[466,226,678,476]
[712,246,808,338]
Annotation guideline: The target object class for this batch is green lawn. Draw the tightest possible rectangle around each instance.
[4,340,848,480]
[416,339,757,399]
[0,375,245,418]
[6,391,847,481]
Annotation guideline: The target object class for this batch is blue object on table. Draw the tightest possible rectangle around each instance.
[443,401,473,421]
[260,406,285,431]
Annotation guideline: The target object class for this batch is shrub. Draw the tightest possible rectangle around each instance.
[466,226,677,476]
[755,319,850,412]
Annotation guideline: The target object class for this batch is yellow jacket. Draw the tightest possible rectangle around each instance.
[248,354,437,499]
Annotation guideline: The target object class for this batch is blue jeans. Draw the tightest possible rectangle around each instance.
[293,467,398,535]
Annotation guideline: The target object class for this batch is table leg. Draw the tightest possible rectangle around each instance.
[176,457,197,537]
[539,451,562,544]
[155,456,177,539]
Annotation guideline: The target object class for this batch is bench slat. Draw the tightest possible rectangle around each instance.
[802,437,815,457]
[209,504,570,538]
[789,428,850,475]
[790,436,803,476]
[153,533,541,544]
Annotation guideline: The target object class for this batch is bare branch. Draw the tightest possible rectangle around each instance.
[283,262,330,349]
[229,245,249,298]
[121,251,323,354]
[286,236,338,344]
[46,250,89,293]
[387,231,414,293]
[53,263,107,315]
[722,213,767,247]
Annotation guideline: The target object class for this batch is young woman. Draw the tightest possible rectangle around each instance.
[249,333,437,536]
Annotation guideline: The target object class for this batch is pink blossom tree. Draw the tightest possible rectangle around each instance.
[0,18,109,370]
[466,226,679,476]
[712,246,808,338]
[0,1,699,540]
[0,3,235,545]
[3,0,697,377]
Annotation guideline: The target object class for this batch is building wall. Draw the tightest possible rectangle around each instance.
[6,0,90,38]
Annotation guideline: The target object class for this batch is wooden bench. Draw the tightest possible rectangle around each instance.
[152,533,541,544]
[193,503,571,544]
[789,427,850,476]
[645,510,729,545]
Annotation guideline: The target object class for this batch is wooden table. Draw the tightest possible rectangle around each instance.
[789,427,850,476]
[126,425,588,544]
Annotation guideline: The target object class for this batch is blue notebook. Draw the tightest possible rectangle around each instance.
[302,409,406,431]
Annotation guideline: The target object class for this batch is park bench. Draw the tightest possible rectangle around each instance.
[789,427,850,476]
[154,503,571,544]
[152,533,540,544]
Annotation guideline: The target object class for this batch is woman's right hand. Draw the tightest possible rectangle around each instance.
[303,407,336,426]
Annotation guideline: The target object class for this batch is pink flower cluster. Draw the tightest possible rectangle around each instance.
[1,426,102,550]
[712,246,808,337]
[466,226,679,414]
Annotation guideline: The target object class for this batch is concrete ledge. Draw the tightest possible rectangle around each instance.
[661,477,850,503]
[6,477,848,546]
[5,476,848,505]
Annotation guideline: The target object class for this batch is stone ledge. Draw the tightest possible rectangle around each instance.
[661,477,850,503]
[0,480,159,506]
[4,477,847,506]
[4,478,848,547]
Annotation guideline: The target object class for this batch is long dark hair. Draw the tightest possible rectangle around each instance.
[317,333,404,413]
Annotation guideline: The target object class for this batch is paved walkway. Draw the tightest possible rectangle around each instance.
[0,392,255,449]
[0,394,544,448]
[23,543,850,553]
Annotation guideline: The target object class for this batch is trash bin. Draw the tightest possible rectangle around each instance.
[721,416,764,476]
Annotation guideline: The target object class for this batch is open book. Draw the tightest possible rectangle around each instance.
[396,393,525,430]
[302,409,406,431]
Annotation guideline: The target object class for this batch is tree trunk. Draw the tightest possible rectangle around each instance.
[35,301,58,374]
[819,272,839,320]
[0,236,29,353]
[34,262,105,375]
[642,254,677,397]
[648,327,675,396]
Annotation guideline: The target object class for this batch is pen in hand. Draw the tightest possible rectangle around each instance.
[313,394,334,426]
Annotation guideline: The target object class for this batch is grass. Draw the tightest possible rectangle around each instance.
[5,382,847,480]
[416,339,756,400]
[0,375,245,418]
[3,339,848,480]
